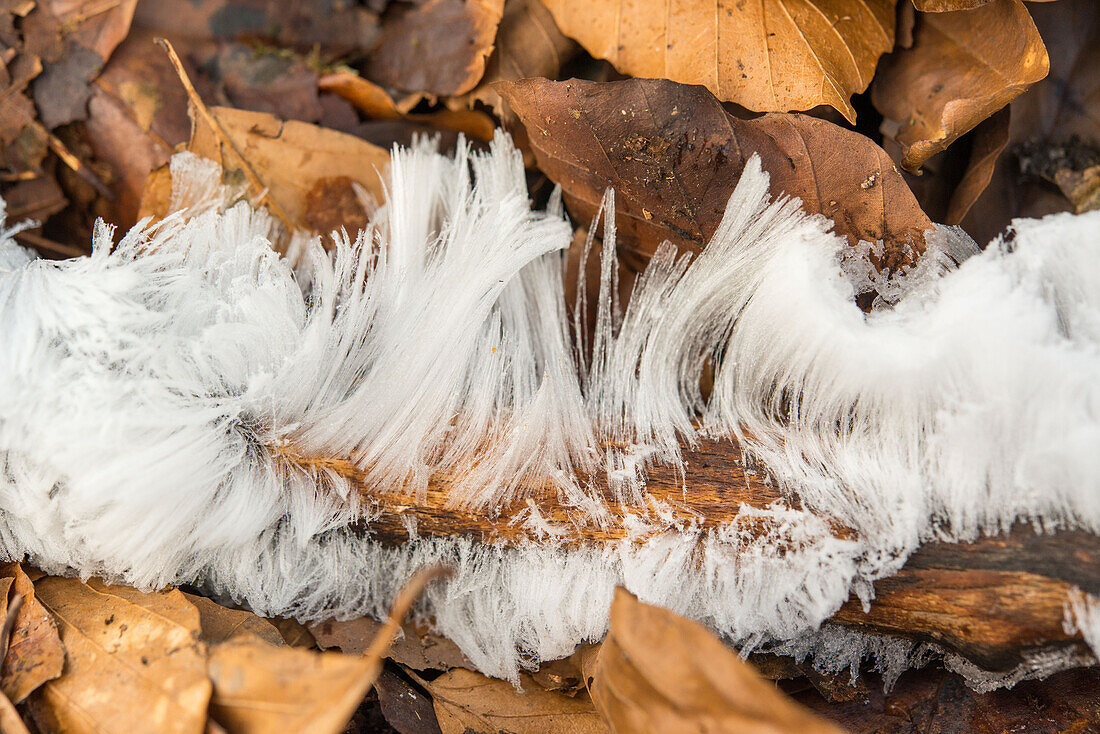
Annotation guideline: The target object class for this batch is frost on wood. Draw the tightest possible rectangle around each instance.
[0,134,1097,685]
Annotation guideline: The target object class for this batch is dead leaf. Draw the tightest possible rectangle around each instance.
[0,690,31,734]
[873,0,1049,171]
[959,0,1099,242]
[0,564,63,704]
[423,667,608,734]
[538,0,895,122]
[206,637,377,734]
[310,617,472,672]
[319,72,498,141]
[367,0,506,96]
[452,0,575,117]
[188,106,390,236]
[268,617,316,648]
[945,105,1011,223]
[83,29,193,229]
[197,42,323,124]
[502,77,931,274]
[45,0,138,62]
[587,589,843,734]
[375,665,442,734]
[184,593,286,647]
[26,577,211,734]
[133,0,380,55]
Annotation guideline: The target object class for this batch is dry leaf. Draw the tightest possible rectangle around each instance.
[367,0,506,96]
[133,0,380,55]
[424,668,608,734]
[588,589,843,734]
[188,106,390,235]
[0,690,31,734]
[959,0,1098,242]
[501,77,931,274]
[207,637,377,734]
[319,72,498,141]
[310,617,472,672]
[375,665,442,734]
[26,577,211,734]
[83,28,193,229]
[945,105,1010,223]
[268,617,316,648]
[452,0,575,116]
[872,0,1049,171]
[45,0,138,61]
[538,0,895,122]
[0,564,63,704]
[184,593,286,647]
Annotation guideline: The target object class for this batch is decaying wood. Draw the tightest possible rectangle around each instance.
[279,438,1100,674]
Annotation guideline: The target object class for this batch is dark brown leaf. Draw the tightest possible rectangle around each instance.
[872,0,1048,171]
[44,0,138,61]
[502,77,931,274]
[133,0,380,55]
[945,106,1011,223]
[587,589,843,734]
[960,0,1099,242]
[539,0,896,122]
[367,0,506,96]
[375,665,442,734]
[452,0,575,117]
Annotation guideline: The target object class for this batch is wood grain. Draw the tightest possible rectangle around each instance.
[282,439,1099,672]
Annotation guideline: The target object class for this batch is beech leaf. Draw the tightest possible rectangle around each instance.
[872,0,1049,171]
[0,564,63,704]
[367,0,506,96]
[184,593,286,647]
[424,667,609,734]
[537,0,895,122]
[310,616,472,672]
[206,638,377,734]
[26,578,211,734]
[501,77,931,273]
[587,589,844,734]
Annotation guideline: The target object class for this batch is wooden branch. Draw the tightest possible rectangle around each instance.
[282,438,1099,673]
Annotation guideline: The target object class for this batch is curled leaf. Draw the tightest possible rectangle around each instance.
[537,0,895,122]
[873,0,1049,171]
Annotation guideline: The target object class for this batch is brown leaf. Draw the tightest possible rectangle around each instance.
[0,564,63,704]
[538,0,895,122]
[375,665,442,734]
[206,637,377,734]
[133,0,380,56]
[183,593,286,647]
[319,72,498,142]
[367,0,506,96]
[872,0,1048,171]
[196,42,323,124]
[188,106,390,236]
[452,0,575,117]
[0,690,31,734]
[501,77,931,274]
[267,617,316,648]
[959,0,1099,242]
[45,0,138,61]
[310,617,472,672]
[26,577,211,734]
[588,589,843,734]
[423,667,608,734]
[945,105,1010,223]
